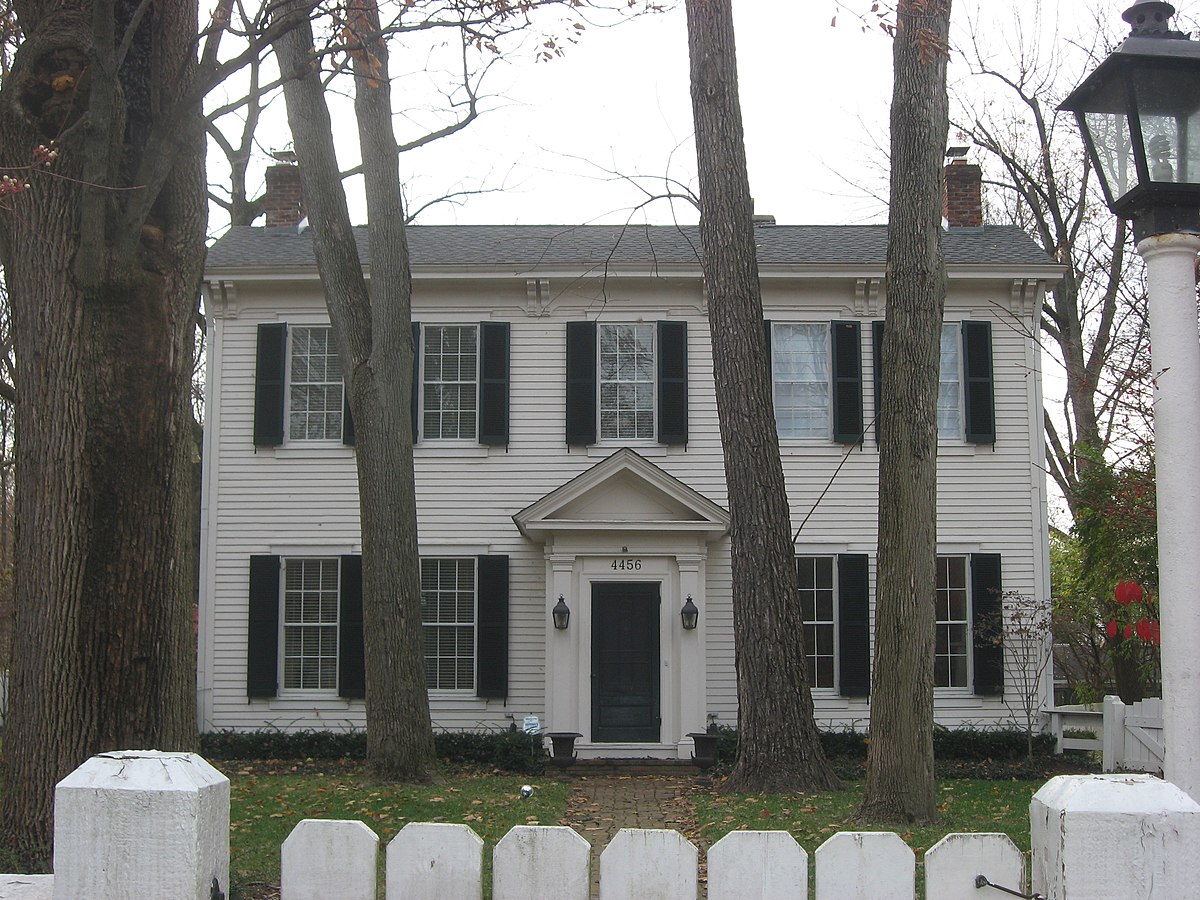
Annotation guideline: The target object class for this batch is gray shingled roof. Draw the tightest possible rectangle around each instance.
[205,223,1056,272]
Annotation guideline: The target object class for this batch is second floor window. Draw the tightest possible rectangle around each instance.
[773,323,830,439]
[289,326,344,441]
[423,325,479,440]
[938,324,962,440]
[599,323,655,440]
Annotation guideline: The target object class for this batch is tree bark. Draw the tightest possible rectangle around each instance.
[858,0,952,826]
[275,0,436,781]
[685,0,839,794]
[0,1,204,866]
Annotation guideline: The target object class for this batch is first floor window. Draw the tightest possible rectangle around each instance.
[773,323,830,438]
[938,324,962,440]
[423,325,479,439]
[935,555,970,688]
[421,557,477,690]
[282,558,340,690]
[798,556,836,688]
[599,323,655,439]
[289,326,344,441]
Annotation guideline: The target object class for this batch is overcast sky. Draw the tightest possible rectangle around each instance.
[376,0,1132,227]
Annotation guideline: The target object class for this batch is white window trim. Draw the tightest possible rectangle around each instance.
[596,322,658,444]
[277,556,341,698]
[286,324,345,445]
[419,324,480,443]
[938,322,965,443]
[798,554,838,692]
[935,554,972,691]
[421,556,479,695]
[772,322,832,442]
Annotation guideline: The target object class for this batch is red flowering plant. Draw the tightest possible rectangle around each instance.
[1105,579,1160,648]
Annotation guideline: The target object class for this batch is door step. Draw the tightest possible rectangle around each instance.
[564,758,701,776]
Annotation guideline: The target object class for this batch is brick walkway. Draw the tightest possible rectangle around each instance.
[558,774,707,898]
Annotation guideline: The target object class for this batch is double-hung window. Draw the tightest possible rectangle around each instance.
[935,555,971,688]
[565,320,688,446]
[422,325,478,440]
[421,557,477,691]
[768,320,863,444]
[798,556,836,688]
[773,324,830,439]
[938,324,963,440]
[281,557,340,691]
[247,554,508,701]
[288,326,344,441]
[599,323,655,440]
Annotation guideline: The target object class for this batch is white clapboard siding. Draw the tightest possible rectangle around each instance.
[200,257,1049,735]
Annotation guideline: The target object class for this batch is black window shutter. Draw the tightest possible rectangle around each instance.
[872,320,884,445]
[342,389,355,446]
[971,553,1004,696]
[476,555,509,699]
[411,322,421,441]
[338,555,366,699]
[657,320,688,445]
[837,554,871,697]
[247,555,281,698]
[962,321,996,444]
[763,320,773,360]
[479,322,510,445]
[831,321,864,444]
[253,324,288,446]
[565,321,597,445]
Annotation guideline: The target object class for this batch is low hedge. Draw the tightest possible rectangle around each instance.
[200,728,546,775]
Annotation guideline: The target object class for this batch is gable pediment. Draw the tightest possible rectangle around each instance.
[513,448,729,542]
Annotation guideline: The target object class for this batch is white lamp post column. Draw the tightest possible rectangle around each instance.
[1141,231,1200,800]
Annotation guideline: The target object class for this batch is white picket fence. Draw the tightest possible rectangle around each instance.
[1048,694,1165,774]
[4,751,1200,899]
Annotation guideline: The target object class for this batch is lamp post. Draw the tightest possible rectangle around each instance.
[1061,0,1200,801]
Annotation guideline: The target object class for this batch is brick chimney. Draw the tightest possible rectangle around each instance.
[944,158,983,228]
[264,162,304,228]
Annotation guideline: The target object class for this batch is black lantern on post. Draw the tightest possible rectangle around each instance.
[551,595,570,630]
[680,596,699,630]
[1060,1,1200,240]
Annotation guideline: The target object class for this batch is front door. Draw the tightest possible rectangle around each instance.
[591,582,660,742]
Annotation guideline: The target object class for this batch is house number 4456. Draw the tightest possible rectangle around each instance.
[611,558,642,571]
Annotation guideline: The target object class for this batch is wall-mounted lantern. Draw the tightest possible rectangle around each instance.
[681,595,699,630]
[552,595,570,630]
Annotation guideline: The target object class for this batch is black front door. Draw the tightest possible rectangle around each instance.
[591,582,660,742]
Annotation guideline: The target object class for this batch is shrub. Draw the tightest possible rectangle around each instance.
[200,727,546,774]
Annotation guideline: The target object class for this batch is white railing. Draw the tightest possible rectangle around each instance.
[3,752,1200,899]
[1103,694,1165,774]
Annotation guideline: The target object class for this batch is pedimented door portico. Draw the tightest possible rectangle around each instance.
[513,449,730,758]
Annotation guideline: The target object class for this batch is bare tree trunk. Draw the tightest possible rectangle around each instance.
[858,0,952,826]
[275,0,436,780]
[0,1,204,866]
[685,0,839,794]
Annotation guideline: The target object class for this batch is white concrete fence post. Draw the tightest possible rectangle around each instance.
[923,833,1025,899]
[1031,773,1200,898]
[707,830,807,899]
[813,831,914,900]
[599,828,698,899]
[492,825,590,900]
[281,819,379,900]
[386,822,483,900]
[52,750,230,900]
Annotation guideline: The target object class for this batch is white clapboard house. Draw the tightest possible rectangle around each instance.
[198,161,1061,757]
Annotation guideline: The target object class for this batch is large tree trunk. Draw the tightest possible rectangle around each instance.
[275,0,436,780]
[858,0,952,826]
[685,0,839,794]
[0,1,204,866]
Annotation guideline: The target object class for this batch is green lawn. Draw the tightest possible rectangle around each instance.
[224,762,1050,899]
